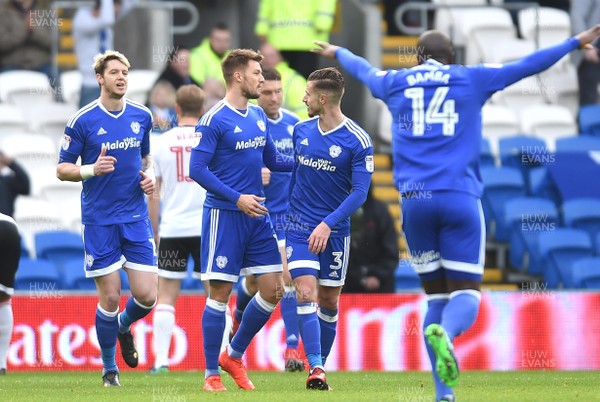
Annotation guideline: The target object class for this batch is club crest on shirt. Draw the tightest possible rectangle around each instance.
[329,145,342,158]
[62,134,71,151]
[286,246,293,260]
[216,255,228,269]
[85,253,94,268]
[130,121,141,134]
[256,120,266,132]
[287,125,294,135]
[192,132,202,148]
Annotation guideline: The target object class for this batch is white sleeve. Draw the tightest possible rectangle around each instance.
[73,0,115,35]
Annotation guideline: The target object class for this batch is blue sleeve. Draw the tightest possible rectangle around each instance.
[323,171,372,229]
[336,47,397,100]
[59,122,84,164]
[263,136,294,172]
[141,115,151,158]
[189,149,241,204]
[470,37,580,101]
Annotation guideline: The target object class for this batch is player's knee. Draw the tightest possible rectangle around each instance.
[100,292,121,311]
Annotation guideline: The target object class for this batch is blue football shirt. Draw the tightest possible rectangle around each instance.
[287,117,374,238]
[263,108,299,214]
[59,99,153,224]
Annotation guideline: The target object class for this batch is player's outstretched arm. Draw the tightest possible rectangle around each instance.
[312,41,340,59]
[57,145,116,182]
[575,23,600,49]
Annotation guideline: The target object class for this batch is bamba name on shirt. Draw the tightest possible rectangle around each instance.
[297,155,336,172]
[235,136,266,150]
[103,137,141,151]
[406,70,450,86]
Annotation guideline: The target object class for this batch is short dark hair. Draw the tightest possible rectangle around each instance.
[417,30,455,65]
[261,68,281,81]
[221,49,263,85]
[307,67,345,101]
[213,22,229,32]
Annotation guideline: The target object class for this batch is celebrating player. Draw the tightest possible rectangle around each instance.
[286,67,374,390]
[57,50,157,387]
[189,49,294,392]
[230,68,305,372]
[314,23,600,402]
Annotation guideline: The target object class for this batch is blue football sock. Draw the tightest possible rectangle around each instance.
[281,289,299,349]
[96,304,119,375]
[230,293,275,358]
[297,302,322,370]
[441,289,481,340]
[234,277,254,322]
[119,296,155,334]
[423,295,453,400]
[318,306,338,365]
[202,298,226,378]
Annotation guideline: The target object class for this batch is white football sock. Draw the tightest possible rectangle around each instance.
[0,301,13,369]
[152,304,175,368]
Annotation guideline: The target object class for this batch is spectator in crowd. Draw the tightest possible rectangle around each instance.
[255,0,338,79]
[571,0,600,108]
[260,43,309,120]
[153,47,199,91]
[189,22,231,89]
[344,186,399,294]
[147,80,177,134]
[315,22,600,402]
[0,150,30,217]
[0,213,20,375]
[201,77,226,112]
[0,0,54,81]
[73,0,138,107]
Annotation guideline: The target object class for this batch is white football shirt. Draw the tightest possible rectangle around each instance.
[152,126,206,238]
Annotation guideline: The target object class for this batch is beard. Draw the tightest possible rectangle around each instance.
[242,87,260,99]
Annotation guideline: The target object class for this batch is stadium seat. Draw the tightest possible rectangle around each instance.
[538,228,594,289]
[498,135,547,189]
[62,260,95,290]
[519,104,577,152]
[41,181,82,230]
[480,137,495,167]
[20,237,31,260]
[555,136,600,153]
[0,104,28,138]
[480,166,526,242]
[518,7,571,68]
[481,104,521,156]
[578,104,600,136]
[492,77,548,114]
[433,0,488,54]
[505,197,559,274]
[394,259,421,291]
[13,259,62,291]
[35,230,84,274]
[562,198,600,246]
[59,70,82,107]
[571,257,600,289]
[24,103,77,146]
[490,39,535,64]
[528,167,561,205]
[376,99,393,145]
[0,70,55,106]
[126,69,160,104]
[540,63,579,116]
[14,197,64,258]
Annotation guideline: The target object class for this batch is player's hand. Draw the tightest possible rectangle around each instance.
[312,41,340,59]
[262,167,271,186]
[236,194,268,218]
[308,222,331,254]
[94,146,117,176]
[584,47,600,63]
[139,170,155,195]
[576,24,600,50]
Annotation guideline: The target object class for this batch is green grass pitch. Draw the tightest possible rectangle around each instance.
[1,370,599,401]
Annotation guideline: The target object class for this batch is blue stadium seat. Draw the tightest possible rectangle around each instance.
[538,228,594,289]
[562,198,600,247]
[555,136,600,153]
[571,257,600,289]
[14,259,62,291]
[505,197,559,274]
[528,167,561,206]
[480,166,526,242]
[480,137,495,167]
[498,135,547,189]
[395,259,421,291]
[20,236,30,260]
[35,231,84,273]
[62,259,95,290]
[578,104,600,136]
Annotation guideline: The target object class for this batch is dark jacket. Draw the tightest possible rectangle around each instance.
[0,160,30,217]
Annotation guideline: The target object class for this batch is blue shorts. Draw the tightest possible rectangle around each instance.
[402,191,485,282]
[270,212,287,248]
[83,218,157,278]
[286,233,350,287]
[201,208,283,282]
